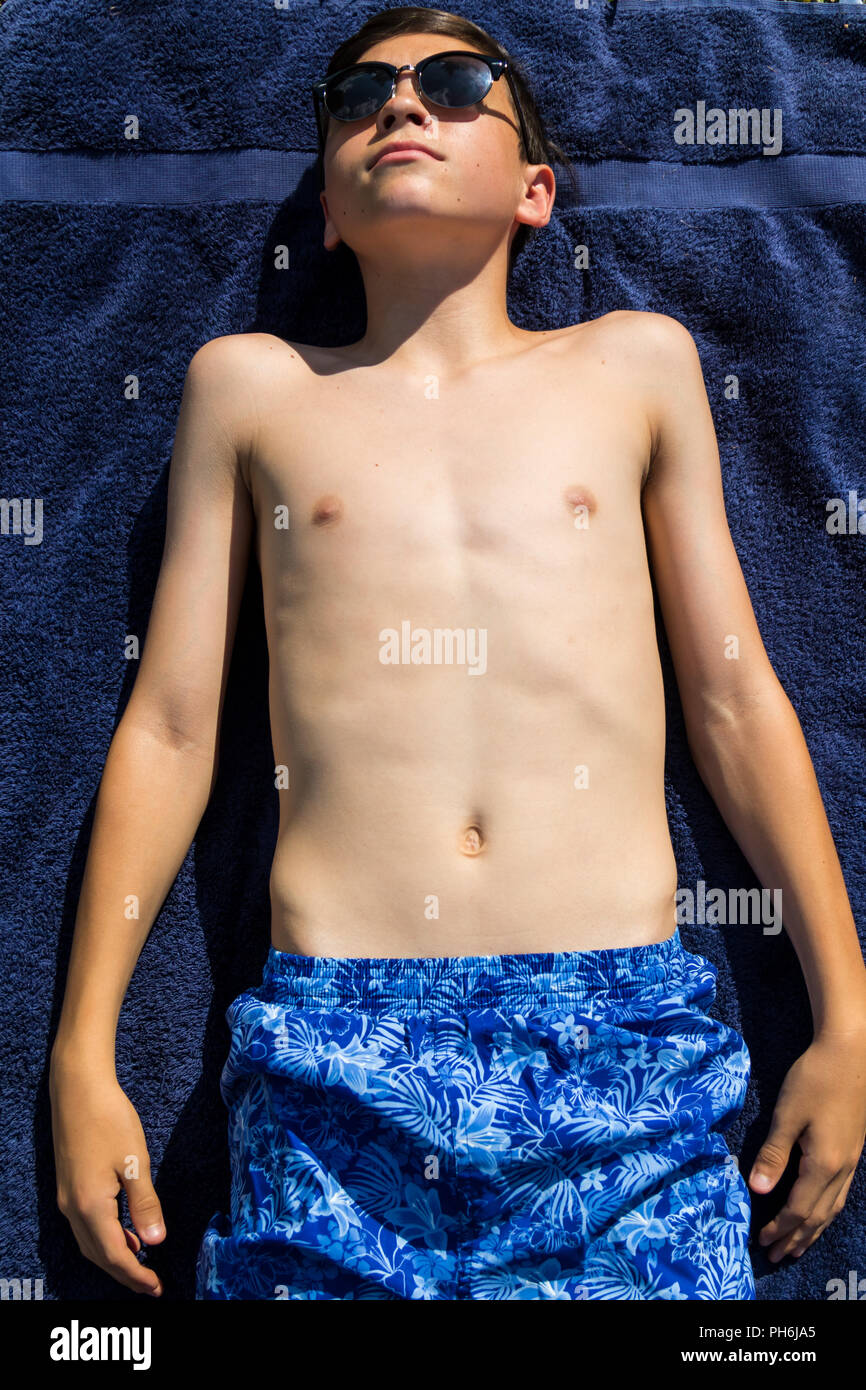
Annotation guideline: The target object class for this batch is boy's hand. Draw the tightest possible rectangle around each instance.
[748,1025,866,1262]
[50,1060,166,1296]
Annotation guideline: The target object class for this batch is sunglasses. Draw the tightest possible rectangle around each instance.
[312,50,531,169]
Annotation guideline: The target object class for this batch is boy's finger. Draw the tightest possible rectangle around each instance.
[76,1203,163,1296]
[775,1170,851,1259]
[788,1219,830,1258]
[757,1172,832,1249]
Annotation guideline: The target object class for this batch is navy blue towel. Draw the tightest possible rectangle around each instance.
[1,0,864,1301]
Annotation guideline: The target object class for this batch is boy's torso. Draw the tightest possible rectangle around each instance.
[236,311,678,957]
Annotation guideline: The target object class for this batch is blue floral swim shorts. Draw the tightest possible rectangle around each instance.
[195,928,755,1300]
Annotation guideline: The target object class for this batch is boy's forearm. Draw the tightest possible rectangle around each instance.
[51,718,216,1073]
[687,693,866,1035]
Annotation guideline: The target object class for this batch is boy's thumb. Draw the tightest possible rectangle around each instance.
[748,1125,796,1193]
[126,1180,166,1244]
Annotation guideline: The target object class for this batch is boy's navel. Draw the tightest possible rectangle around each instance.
[564,485,597,521]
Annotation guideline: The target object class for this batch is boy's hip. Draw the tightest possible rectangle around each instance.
[197,929,753,1299]
[216,926,750,1135]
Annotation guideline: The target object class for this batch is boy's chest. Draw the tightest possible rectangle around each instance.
[246,337,651,578]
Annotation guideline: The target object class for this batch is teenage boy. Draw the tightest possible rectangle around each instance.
[50,11,866,1300]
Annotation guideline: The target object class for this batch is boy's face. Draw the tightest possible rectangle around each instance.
[318,33,551,259]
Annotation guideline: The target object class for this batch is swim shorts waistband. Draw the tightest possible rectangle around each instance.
[260,927,694,1014]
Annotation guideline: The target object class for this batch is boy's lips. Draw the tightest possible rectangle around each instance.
[368,142,443,170]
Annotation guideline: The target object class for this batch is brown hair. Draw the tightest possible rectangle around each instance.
[316,6,578,275]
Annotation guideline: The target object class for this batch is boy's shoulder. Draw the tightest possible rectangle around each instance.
[579,308,696,349]
[191,332,323,420]
[194,330,314,370]
[566,311,700,384]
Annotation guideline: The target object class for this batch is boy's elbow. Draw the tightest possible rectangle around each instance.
[122,695,219,760]
[686,678,798,760]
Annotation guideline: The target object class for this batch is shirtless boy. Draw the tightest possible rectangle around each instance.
[50,8,866,1300]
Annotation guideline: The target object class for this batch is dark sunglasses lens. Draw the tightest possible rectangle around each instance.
[420,55,492,108]
[324,55,492,123]
[325,65,393,120]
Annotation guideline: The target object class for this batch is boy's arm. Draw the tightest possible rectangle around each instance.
[51,335,256,1071]
[636,310,866,1261]
[636,311,865,1024]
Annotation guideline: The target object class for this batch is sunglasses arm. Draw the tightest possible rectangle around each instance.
[502,66,532,165]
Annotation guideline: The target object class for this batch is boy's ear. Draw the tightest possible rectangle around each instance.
[319,190,341,252]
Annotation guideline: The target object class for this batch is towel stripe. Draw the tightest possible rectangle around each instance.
[1,149,865,209]
[613,0,864,11]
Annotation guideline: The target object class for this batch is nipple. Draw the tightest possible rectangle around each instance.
[459,823,486,856]
[312,494,343,526]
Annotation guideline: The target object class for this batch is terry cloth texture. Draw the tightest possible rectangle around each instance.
[1,0,864,1300]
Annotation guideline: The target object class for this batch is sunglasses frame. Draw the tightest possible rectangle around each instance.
[311,49,532,174]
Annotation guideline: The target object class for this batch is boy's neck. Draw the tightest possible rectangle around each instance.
[346,243,530,379]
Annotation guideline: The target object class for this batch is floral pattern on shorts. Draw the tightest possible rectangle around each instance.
[195,930,754,1300]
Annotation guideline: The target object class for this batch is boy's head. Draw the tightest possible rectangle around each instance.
[313,6,576,278]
